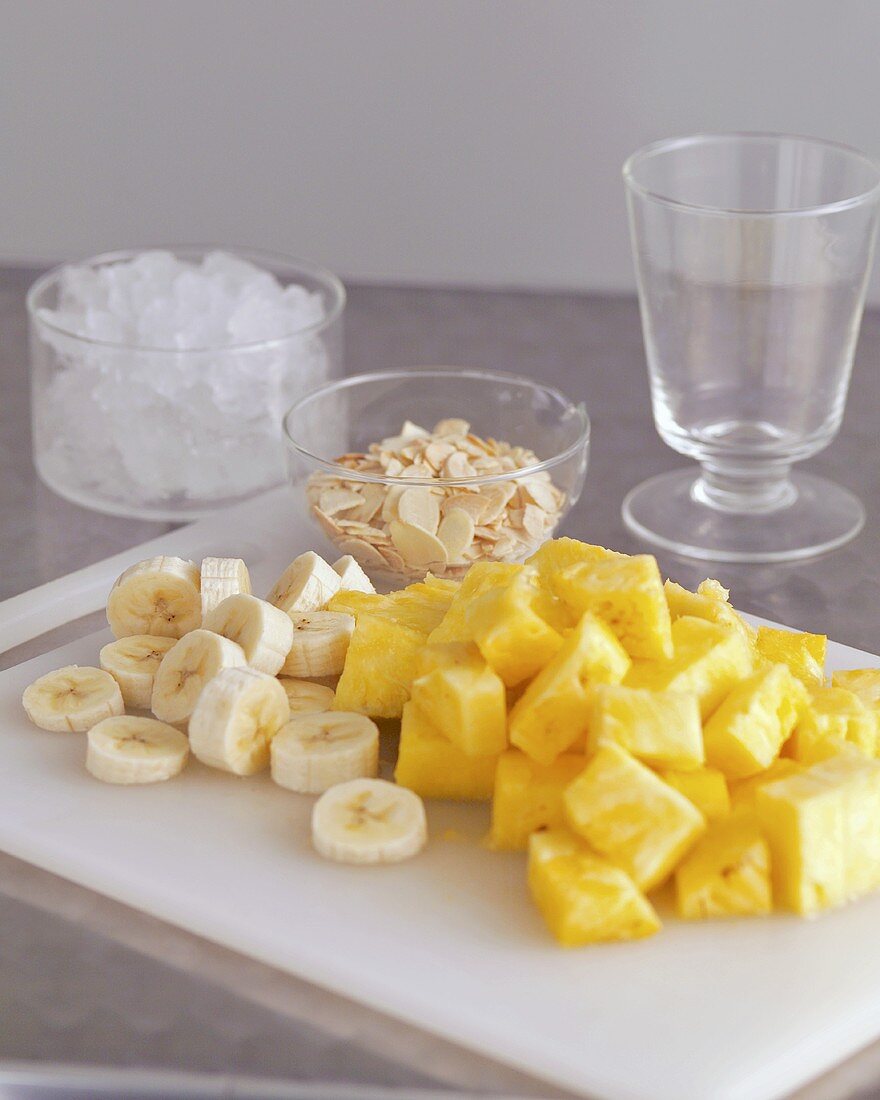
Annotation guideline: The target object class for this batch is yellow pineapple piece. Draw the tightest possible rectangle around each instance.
[333,614,423,718]
[664,578,756,651]
[489,750,586,850]
[625,616,754,721]
[410,650,506,758]
[588,685,703,770]
[528,828,661,947]
[660,767,730,821]
[428,562,523,644]
[466,573,564,687]
[525,537,621,587]
[675,811,772,919]
[395,701,498,800]
[509,614,630,765]
[786,686,877,764]
[729,758,802,809]
[553,554,673,661]
[563,741,705,891]
[703,663,808,779]
[832,669,880,721]
[755,750,880,914]
[755,626,826,689]
[416,641,483,676]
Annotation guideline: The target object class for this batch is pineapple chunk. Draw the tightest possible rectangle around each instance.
[729,758,802,809]
[528,829,661,947]
[702,663,808,779]
[333,613,424,718]
[394,701,498,800]
[588,685,703,770]
[509,614,630,765]
[525,537,620,587]
[563,741,705,891]
[755,626,826,689]
[489,750,586,850]
[675,812,772,919]
[664,578,756,651]
[832,669,880,720]
[466,573,563,687]
[416,641,483,676]
[410,650,506,758]
[786,686,877,764]
[625,616,753,721]
[755,751,880,914]
[428,562,523,644]
[660,767,730,821]
[553,554,673,661]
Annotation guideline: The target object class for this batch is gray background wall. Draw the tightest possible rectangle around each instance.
[3,0,880,298]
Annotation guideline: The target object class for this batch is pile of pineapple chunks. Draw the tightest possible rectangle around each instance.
[328,537,880,947]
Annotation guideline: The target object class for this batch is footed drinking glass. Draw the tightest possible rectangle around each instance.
[623,133,880,562]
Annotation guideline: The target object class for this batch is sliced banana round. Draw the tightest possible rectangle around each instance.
[107,556,201,640]
[188,667,290,776]
[22,665,124,733]
[278,678,336,715]
[311,778,427,864]
[203,593,294,676]
[266,551,341,615]
[332,555,376,595]
[271,712,379,793]
[86,716,189,784]
[281,612,355,678]
[200,556,252,618]
[99,635,176,709]
[151,629,246,726]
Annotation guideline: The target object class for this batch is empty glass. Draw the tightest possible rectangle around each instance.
[623,133,880,562]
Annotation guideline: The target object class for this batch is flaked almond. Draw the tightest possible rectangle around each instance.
[389,520,449,569]
[442,452,476,479]
[521,503,547,540]
[440,493,489,524]
[433,418,470,437]
[319,486,365,516]
[336,537,389,571]
[437,509,475,560]
[397,487,441,534]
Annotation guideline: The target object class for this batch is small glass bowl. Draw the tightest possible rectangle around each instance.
[27,246,345,520]
[283,368,590,587]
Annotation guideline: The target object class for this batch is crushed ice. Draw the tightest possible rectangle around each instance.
[33,251,337,508]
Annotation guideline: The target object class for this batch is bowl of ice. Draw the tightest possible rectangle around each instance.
[27,247,345,519]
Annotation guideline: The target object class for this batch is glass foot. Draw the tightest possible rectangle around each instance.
[622,468,864,563]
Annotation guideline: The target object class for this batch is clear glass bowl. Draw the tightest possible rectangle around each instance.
[27,246,345,520]
[283,368,590,587]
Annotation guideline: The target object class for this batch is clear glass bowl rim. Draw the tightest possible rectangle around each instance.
[283,367,590,488]
[622,131,880,218]
[25,244,346,353]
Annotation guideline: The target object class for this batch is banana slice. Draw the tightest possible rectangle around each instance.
[22,665,124,733]
[107,556,201,640]
[332,555,376,595]
[203,593,294,676]
[271,712,379,793]
[151,629,246,726]
[281,612,355,678]
[86,716,189,784]
[311,778,427,864]
[278,678,336,715]
[267,551,341,615]
[188,667,289,775]
[200,557,252,618]
[99,635,176,709]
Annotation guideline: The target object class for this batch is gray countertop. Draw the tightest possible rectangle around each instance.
[2,263,879,1099]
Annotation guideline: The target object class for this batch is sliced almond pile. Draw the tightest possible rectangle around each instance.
[305,419,565,580]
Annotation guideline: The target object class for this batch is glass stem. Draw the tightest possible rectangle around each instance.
[692,461,798,515]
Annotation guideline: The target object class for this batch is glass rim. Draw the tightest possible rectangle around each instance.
[622,131,880,217]
[25,244,346,353]
[282,367,591,487]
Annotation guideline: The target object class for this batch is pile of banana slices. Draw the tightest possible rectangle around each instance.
[21,551,427,865]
